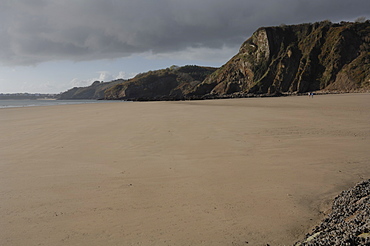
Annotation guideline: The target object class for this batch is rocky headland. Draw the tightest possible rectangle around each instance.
[190,20,370,98]
[58,20,370,101]
[57,80,124,100]
[103,65,217,101]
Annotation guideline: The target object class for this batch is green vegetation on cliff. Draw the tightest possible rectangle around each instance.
[58,80,125,100]
[104,65,217,100]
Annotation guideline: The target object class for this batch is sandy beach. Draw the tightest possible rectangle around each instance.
[1,93,369,246]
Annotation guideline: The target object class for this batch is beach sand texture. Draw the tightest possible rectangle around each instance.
[1,94,369,246]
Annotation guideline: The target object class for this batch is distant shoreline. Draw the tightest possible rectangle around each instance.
[0,99,122,108]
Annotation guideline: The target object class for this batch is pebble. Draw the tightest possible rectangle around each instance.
[294,179,370,245]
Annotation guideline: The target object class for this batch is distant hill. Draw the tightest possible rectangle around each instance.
[59,21,370,100]
[0,93,56,100]
[58,80,124,100]
[104,65,217,100]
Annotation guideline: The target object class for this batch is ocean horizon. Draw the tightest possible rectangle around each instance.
[0,99,124,109]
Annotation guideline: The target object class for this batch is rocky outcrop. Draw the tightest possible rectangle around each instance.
[58,80,124,100]
[295,179,370,245]
[190,21,370,97]
[104,65,216,100]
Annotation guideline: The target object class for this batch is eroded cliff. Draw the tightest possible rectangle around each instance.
[190,21,370,97]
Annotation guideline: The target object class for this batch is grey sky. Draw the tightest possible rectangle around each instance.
[1,0,369,66]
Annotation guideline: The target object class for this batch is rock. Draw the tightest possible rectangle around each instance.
[358,232,370,239]
[294,179,370,245]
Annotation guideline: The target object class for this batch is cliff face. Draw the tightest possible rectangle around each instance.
[190,21,370,96]
[104,65,217,100]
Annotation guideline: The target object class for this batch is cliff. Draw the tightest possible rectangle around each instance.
[58,80,124,100]
[190,21,370,97]
[59,21,369,100]
[104,65,217,100]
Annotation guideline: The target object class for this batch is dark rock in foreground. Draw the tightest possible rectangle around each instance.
[295,179,370,246]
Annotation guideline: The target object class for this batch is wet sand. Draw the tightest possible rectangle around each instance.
[1,93,369,245]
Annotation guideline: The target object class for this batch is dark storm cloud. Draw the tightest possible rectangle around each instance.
[0,0,369,65]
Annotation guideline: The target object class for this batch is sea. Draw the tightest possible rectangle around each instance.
[0,99,122,109]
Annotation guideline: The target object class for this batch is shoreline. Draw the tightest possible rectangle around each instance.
[1,93,369,245]
[102,90,370,102]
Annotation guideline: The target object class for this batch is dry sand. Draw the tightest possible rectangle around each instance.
[1,93,369,246]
